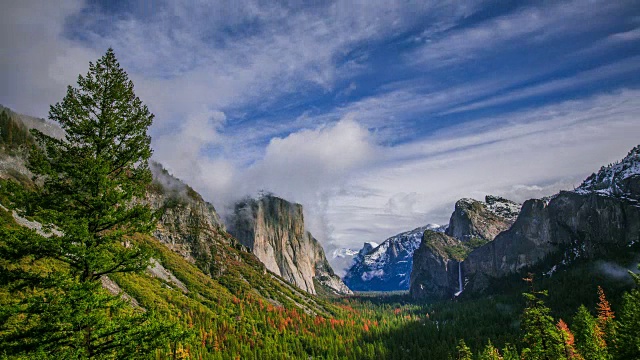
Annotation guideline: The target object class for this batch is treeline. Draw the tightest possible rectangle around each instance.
[0,109,33,154]
[454,275,639,360]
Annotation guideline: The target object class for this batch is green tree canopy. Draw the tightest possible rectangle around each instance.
[520,277,566,360]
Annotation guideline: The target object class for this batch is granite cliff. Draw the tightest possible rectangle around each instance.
[409,231,464,299]
[0,105,334,313]
[410,196,521,299]
[446,196,520,242]
[228,194,351,295]
[411,145,640,300]
[142,162,245,277]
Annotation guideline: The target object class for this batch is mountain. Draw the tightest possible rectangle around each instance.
[575,145,640,202]
[227,194,352,295]
[0,106,344,358]
[462,145,640,293]
[410,145,640,300]
[343,224,445,292]
[410,196,521,300]
[143,162,237,274]
[0,105,338,308]
[409,231,464,299]
[330,247,361,277]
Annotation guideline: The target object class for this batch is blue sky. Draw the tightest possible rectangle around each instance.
[2,0,640,273]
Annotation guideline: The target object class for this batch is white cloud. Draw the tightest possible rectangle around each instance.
[225,115,376,216]
[0,0,98,117]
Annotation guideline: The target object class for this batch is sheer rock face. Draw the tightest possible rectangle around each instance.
[144,190,226,263]
[228,195,351,295]
[410,195,520,300]
[409,231,462,300]
[446,196,520,242]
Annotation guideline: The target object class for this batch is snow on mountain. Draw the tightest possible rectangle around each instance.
[332,248,359,258]
[575,145,640,202]
[484,195,521,222]
[343,224,445,291]
[330,242,379,278]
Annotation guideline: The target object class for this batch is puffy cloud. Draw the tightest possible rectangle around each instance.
[249,115,376,197]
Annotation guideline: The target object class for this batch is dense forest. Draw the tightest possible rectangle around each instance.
[0,49,638,359]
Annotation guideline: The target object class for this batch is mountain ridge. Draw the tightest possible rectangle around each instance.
[410,144,640,300]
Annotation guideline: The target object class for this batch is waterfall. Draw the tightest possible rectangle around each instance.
[454,262,463,297]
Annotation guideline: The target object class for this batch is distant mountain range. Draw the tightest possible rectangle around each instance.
[342,224,445,291]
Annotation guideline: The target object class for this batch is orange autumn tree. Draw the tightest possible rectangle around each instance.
[557,319,582,359]
[596,286,616,352]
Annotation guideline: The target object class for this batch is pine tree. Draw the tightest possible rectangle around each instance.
[520,276,566,360]
[595,286,615,355]
[556,319,581,359]
[455,339,473,360]
[478,340,503,360]
[614,268,640,359]
[501,344,520,360]
[0,49,180,358]
[572,305,607,360]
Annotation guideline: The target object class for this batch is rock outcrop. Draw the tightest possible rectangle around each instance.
[410,196,520,300]
[446,196,520,242]
[344,225,445,292]
[141,162,243,277]
[228,194,351,295]
[410,231,463,299]
[464,187,640,293]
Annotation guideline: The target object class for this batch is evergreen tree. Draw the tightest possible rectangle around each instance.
[595,286,615,355]
[520,276,566,360]
[455,339,473,360]
[501,344,520,360]
[478,340,503,360]
[0,49,180,358]
[614,268,640,359]
[556,319,581,360]
[572,305,607,360]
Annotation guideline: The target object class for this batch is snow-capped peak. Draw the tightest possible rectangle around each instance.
[575,145,640,201]
[343,223,445,291]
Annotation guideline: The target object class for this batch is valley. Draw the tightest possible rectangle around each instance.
[2,4,640,355]
[1,99,639,359]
